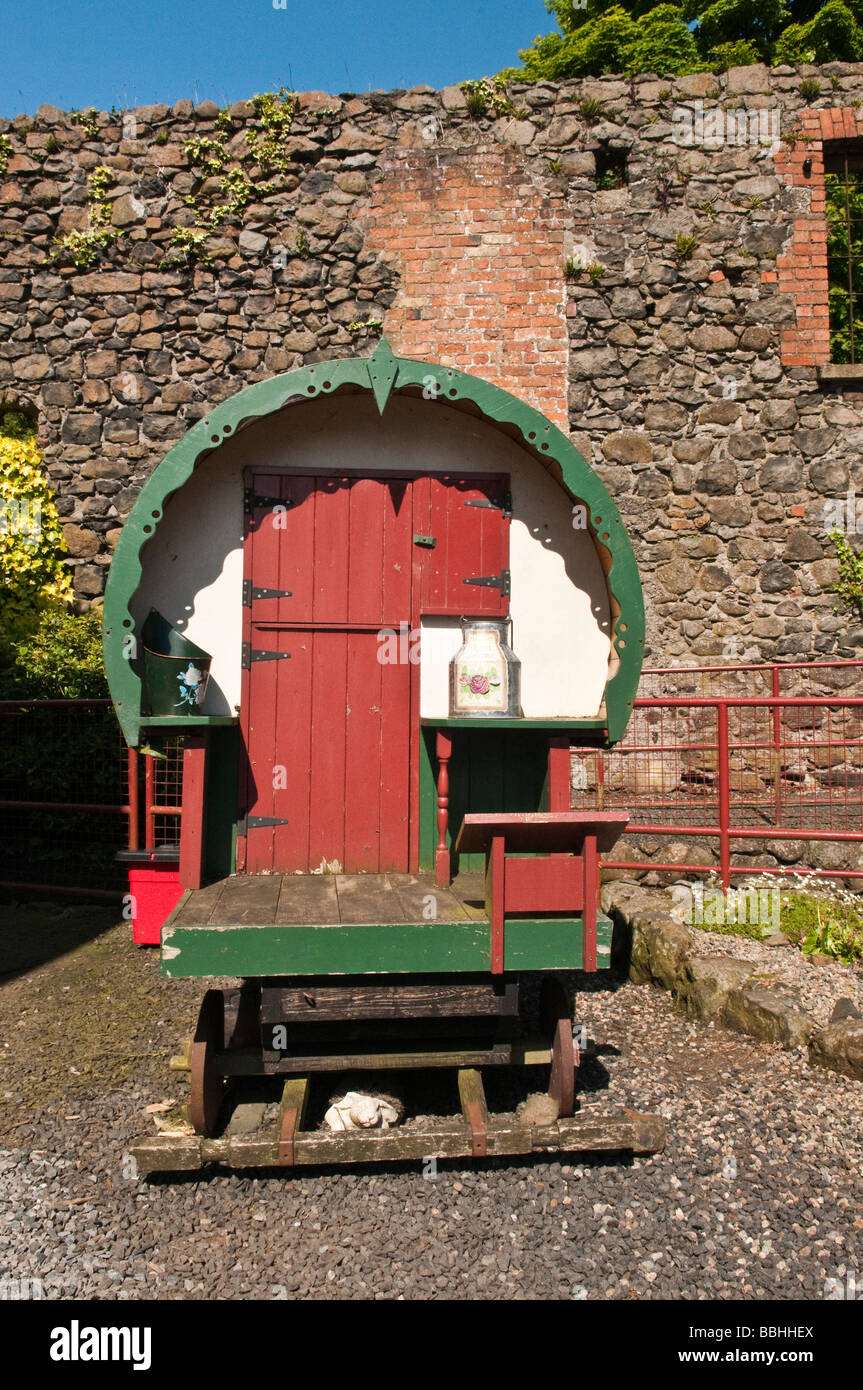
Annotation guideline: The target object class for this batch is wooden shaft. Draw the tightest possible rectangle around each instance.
[489,834,506,975]
[127,747,139,851]
[179,732,210,890]
[582,831,598,972]
[548,734,571,865]
[547,736,571,812]
[144,753,155,851]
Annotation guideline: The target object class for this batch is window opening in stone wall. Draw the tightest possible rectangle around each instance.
[824,140,863,365]
[594,147,628,191]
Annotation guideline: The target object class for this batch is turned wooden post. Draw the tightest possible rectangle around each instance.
[435,730,453,888]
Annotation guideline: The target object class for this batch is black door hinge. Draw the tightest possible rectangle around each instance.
[242,643,292,669]
[465,492,512,519]
[244,488,293,514]
[242,580,294,606]
[463,569,511,598]
[238,812,290,836]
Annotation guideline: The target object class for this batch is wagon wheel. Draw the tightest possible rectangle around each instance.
[188,989,226,1137]
[541,977,576,1120]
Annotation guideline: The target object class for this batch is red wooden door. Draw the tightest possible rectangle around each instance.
[240,473,414,874]
[239,471,510,875]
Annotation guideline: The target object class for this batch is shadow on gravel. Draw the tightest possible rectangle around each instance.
[0,901,122,983]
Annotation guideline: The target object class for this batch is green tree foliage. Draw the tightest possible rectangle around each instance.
[625,4,702,75]
[775,0,863,62]
[509,0,863,79]
[687,0,791,63]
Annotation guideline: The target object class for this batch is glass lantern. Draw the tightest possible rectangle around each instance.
[449,618,523,718]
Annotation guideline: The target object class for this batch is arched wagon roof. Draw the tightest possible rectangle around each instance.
[103,340,644,745]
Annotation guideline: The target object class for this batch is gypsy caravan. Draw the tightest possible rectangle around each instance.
[103,341,664,1169]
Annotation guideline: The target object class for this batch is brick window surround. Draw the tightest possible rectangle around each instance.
[773,109,863,371]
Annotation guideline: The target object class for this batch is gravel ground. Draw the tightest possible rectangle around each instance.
[0,904,861,1301]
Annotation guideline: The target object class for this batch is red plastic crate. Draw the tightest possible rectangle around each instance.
[127,858,182,946]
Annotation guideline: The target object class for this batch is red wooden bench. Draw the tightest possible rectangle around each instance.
[454,812,629,974]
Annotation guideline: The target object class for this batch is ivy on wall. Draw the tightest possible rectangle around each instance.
[178,87,297,261]
[49,165,120,270]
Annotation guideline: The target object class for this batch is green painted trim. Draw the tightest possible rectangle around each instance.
[161,912,613,978]
[142,716,238,728]
[104,341,643,746]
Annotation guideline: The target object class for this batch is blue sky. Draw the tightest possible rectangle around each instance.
[1,0,552,118]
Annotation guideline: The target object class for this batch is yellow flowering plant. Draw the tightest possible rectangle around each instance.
[0,412,73,634]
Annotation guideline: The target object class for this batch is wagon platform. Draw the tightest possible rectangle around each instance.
[161,870,615,979]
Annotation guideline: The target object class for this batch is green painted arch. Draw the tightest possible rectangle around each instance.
[103,341,644,746]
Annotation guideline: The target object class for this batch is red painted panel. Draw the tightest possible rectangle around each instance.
[313,476,351,624]
[308,630,349,869]
[503,855,585,914]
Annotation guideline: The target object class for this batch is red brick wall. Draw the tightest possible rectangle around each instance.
[773,109,845,369]
[364,145,568,428]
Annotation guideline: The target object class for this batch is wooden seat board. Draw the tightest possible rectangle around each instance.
[455,811,629,856]
[386,873,472,923]
[171,872,494,929]
[275,874,339,925]
[211,874,282,924]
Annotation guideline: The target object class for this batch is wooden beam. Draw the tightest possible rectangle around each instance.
[278,1076,309,1166]
[179,731,209,890]
[458,1067,489,1158]
[487,834,505,975]
[547,735,571,812]
[129,1107,667,1173]
[582,831,598,972]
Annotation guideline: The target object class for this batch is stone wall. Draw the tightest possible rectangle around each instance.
[1,64,863,666]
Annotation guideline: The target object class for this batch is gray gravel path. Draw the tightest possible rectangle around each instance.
[0,912,860,1300]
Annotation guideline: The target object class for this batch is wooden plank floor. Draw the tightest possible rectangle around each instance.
[173,872,488,929]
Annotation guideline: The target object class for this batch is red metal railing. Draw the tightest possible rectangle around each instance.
[573,662,863,887]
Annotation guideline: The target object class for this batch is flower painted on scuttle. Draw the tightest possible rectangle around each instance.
[470,674,490,695]
[176,663,206,708]
[181,663,203,689]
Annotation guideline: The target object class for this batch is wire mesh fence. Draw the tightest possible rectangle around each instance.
[0,700,129,897]
[574,663,863,884]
